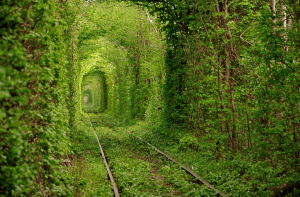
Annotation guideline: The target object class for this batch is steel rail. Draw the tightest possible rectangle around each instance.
[127,131,229,197]
[87,114,120,197]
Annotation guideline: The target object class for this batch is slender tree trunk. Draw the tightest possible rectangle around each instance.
[280,0,287,51]
[292,0,300,51]
[223,0,237,152]
[270,0,276,30]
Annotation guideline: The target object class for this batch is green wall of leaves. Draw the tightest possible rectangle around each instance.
[0,0,75,195]
[2,0,300,195]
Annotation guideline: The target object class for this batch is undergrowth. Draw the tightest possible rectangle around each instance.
[65,118,113,196]
[94,112,300,196]
[65,112,300,196]
[93,113,204,196]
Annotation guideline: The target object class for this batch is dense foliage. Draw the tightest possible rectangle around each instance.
[0,1,73,195]
[81,72,106,113]
[131,0,300,194]
[1,0,300,196]
[75,1,165,123]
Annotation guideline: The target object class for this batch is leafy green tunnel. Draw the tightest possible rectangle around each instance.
[1,0,300,196]
[81,71,107,113]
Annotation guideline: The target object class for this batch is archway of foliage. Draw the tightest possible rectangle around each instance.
[2,0,300,196]
[75,1,165,124]
[75,0,300,195]
[82,87,93,106]
[81,72,106,113]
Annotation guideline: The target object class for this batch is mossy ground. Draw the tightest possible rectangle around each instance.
[68,113,210,196]
[68,112,300,196]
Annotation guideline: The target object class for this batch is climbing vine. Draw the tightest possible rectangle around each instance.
[1,0,300,196]
[0,0,74,195]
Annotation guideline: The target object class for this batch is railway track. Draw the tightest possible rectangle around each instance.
[87,113,228,197]
[87,113,120,197]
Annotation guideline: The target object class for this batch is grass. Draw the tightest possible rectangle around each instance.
[63,117,113,197]
[69,112,300,196]
[68,112,209,196]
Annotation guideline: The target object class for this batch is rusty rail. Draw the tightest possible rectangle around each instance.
[127,131,229,197]
[87,113,120,197]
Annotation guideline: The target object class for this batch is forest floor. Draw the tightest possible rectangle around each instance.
[65,113,300,197]
[70,113,206,196]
